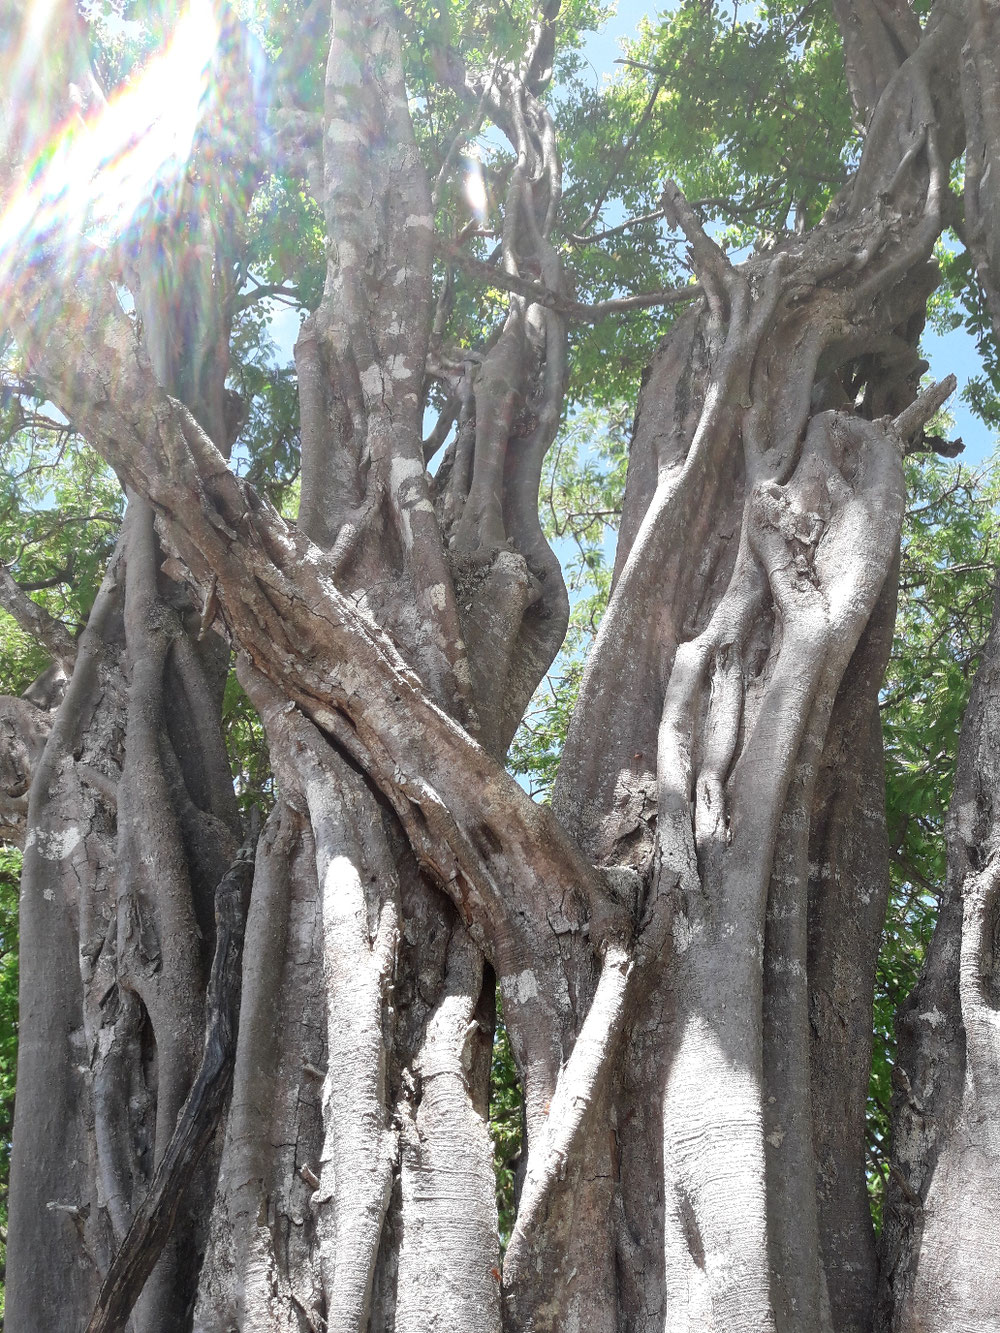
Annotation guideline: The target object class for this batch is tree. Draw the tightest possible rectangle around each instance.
[1,0,999,1329]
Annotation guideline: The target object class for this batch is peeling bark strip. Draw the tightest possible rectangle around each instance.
[86,827,256,1333]
[5,0,1000,1329]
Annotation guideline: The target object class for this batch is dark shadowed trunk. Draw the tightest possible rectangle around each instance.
[3,0,1000,1331]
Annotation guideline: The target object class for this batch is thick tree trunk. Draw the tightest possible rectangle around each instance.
[4,0,1000,1331]
[5,500,242,1330]
[877,590,1000,1333]
[807,567,899,1333]
[874,4,1000,1331]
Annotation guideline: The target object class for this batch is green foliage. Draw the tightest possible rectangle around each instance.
[244,175,325,312]
[5,0,1000,1262]
[509,405,629,799]
[83,0,163,86]
[554,0,858,406]
[0,348,123,691]
[0,411,122,633]
[399,0,612,81]
[929,238,1000,429]
[222,670,276,819]
[886,456,997,886]
[0,615,49,701]
[229,303,303,513]
[489,993,523,1248]
[868,451,1000,1225]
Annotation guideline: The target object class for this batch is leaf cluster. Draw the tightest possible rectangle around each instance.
[508,405,629,799]
[868,450,1000,1224]
[553,0,857,404]
[929,237,1000,429]
[0,353,122,693]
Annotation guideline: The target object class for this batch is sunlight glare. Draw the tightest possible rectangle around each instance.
[464,152,489,223]
[0,0,220,295]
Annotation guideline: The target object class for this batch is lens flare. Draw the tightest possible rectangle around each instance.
[0,0,220,297]
[464,153,489,223]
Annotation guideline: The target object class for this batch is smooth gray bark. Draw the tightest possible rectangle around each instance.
[3,0,1000,1331]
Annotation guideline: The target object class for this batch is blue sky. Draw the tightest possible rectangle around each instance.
[267,1,995,470]
[571,1,995,468]
[921,322,992,467]
[576,0,661,86]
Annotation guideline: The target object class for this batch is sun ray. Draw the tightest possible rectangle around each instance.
[0,0,221,301]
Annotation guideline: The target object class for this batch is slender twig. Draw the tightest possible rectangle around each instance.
[232,280,303,313]
[566,206,670,246]
[441,243,701,321]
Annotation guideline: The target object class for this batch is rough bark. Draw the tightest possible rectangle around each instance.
[86,825,257,1333]
[4,11,247,1328]
[3,0,1000,1331]
[877,578,1000,1333]
[807,566,899,1333]
[4,497,243,1331]
[874,2,1000,1329]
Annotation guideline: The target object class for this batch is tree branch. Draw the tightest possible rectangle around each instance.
[84,824,258,1333]
[566,206,670,246]
[441,242,702,320]
[892,374,957,441]
[661,178,732,317]
[8,258,623,974]
[0,564,76,666]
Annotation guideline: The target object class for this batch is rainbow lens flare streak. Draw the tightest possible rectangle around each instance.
[0,0,220,301]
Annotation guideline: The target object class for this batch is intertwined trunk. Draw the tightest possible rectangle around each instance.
[4,0,1000,1331]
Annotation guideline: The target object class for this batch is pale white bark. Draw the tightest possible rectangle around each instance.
[5,0,1000,1330]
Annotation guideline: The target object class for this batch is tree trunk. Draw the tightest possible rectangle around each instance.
[4,0,1000,1330]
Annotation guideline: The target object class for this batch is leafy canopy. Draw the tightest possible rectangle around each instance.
[0,0,997,1242]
